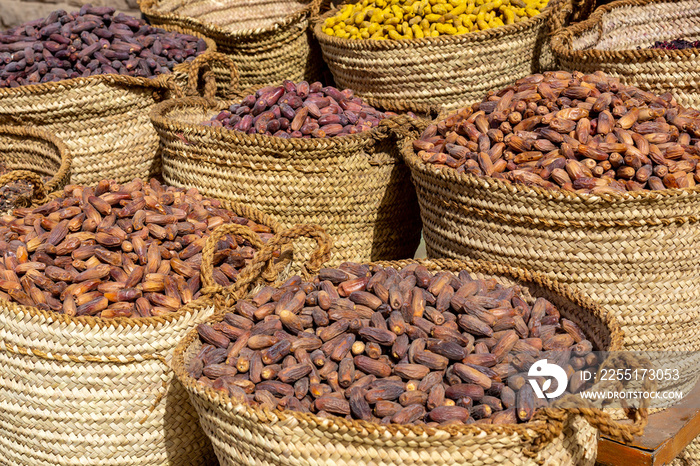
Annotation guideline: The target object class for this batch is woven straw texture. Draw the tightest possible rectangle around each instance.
[0,25,215,186]
[171,254,647,466]
[548,0,598,34]
[0,125,71,209]
[402,129,700,405]
[139,0,324,90]
[0,198,281,466]
[170,51,242,101]
[671,439,700,465]
[150,97,423,268]
[551,0,700,109]
[313,3,554,114]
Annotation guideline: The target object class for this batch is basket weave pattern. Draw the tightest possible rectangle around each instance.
[0,26,215,186]
[150,98,422,267]
[140,0,323,89]
[172,257,625,465]
[189,393,595,466]
[551,0,700,108]
[0,199,279,466]
[403,139,700,354]
[0,302,217,466]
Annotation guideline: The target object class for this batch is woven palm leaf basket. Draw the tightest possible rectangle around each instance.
[312,1,561,114]
[0,188,282,466]
[139,0,324,90]
[406,138,700,355]
[172,229,647,466]
[0,25,217,186]
[551,0,700,109]
[0,125,71,210]
[150,97,423,268]
[401,108,700,409]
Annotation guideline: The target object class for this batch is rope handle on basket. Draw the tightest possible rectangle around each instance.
[526,394,648,456]
[234,224,333,289]
[136,0,156,13]
[308,0,325,23]
[186,52,240,100]
[548,0,596,36]
[377,114,432,144]
[525,352,651,457]
[0,170,47,207]
[199,223,267,297]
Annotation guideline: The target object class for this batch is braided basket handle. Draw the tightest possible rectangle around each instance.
[308,0,324,22]
[235,224,333,290]
[200,223,267,298]
[526,394,648,457]
[526,352,651,456]
[548,0,597,35]
[378,114,432,143]
[0,170,47,207]
[186,52,240,100]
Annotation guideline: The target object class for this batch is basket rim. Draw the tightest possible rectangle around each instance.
[313,2,552,50]
[172,257,623,444]
[401,126,700,205]
[0,197,280,331]
[150,95,403,156]
[0,24,216,98]
[139,0,320,40]
[550,0,700,62]
[0,124,71,195]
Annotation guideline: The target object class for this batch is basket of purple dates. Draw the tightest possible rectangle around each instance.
[150,80,425,267]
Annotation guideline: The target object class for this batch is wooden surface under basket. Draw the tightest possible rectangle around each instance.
[173,257,626,465]
[139,0,324,89]
[313,3,555,114]
[0,197,280,466]
[0,25,216,186]
[551,0,700,109]
[150,97,423,267]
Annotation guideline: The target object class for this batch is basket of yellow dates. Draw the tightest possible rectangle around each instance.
[314,0,558,113]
